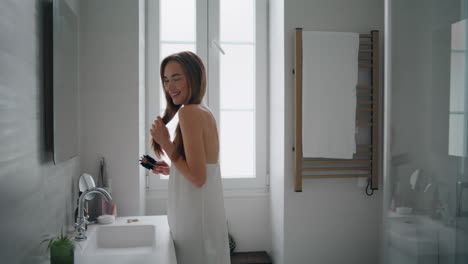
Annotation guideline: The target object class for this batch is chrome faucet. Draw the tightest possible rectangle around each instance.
[75,187,112,241]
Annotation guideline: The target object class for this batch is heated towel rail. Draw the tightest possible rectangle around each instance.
[294,29,380,193]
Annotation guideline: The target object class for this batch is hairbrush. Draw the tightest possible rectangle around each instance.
[139,154,158,170]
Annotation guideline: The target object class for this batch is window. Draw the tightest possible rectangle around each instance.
[146,0,268,191]
[449,19,467,157]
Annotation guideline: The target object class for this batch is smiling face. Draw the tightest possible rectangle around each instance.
[163,61,189,106]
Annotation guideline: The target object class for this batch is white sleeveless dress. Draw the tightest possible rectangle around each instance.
[167,163,231,264]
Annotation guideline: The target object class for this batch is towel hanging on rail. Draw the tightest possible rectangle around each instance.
[302,31,358,159]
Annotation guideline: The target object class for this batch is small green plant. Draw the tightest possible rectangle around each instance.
[41,228,75,264]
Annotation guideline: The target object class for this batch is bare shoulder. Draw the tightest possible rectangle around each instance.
[179,104,212,123]
[179,104,202,118]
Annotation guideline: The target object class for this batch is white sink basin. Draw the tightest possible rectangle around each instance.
[384,213,466,263]
[96,225,155,248]
[75,216,177,264]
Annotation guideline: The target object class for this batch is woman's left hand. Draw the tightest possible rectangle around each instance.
[150,116,170,147]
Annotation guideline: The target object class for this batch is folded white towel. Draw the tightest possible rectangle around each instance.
[302,31,358,159]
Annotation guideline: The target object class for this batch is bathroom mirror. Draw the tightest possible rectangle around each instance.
[79,173,96,200]
[52,0,79,164]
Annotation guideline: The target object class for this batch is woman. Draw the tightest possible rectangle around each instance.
[150,51,231,264]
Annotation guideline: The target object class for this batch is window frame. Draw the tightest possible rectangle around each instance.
[145,0,268,191]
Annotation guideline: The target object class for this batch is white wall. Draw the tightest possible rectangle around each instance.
[268,0,286,263]
[282,0,384,263]
[79,0,145,216]
[138,0,146,220]
[223,195,271,252]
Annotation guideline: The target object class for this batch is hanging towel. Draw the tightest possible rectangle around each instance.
[302,31,358,159]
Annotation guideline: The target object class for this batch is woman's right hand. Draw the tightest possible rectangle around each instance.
[152,160,170,175]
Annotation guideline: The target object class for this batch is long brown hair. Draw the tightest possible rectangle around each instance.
[151,51,207,161]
